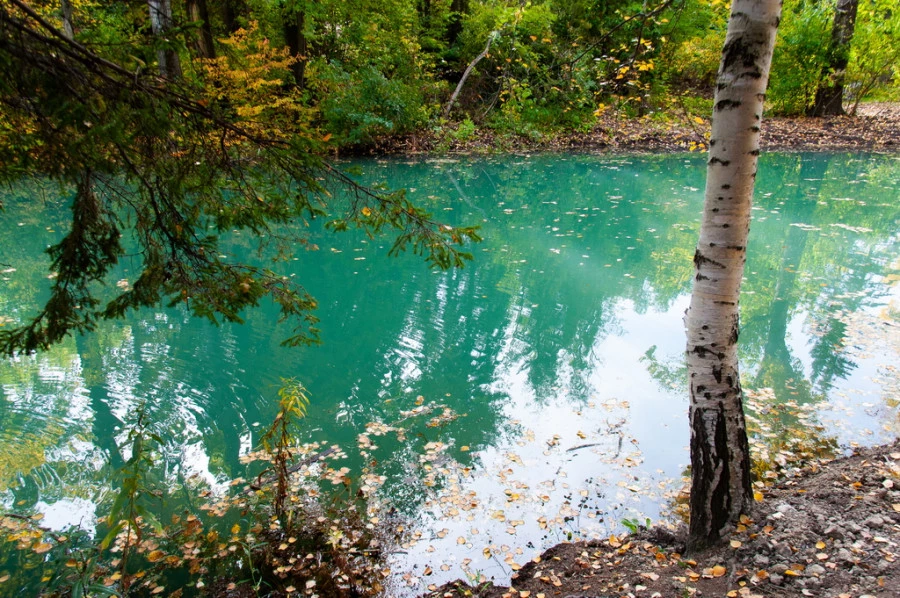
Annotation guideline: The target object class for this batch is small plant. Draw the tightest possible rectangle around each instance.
[451,118,477,142]
[258,378,311,520]
[621,517,652,534]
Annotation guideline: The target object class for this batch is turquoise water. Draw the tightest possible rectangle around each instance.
[1,152,899,592]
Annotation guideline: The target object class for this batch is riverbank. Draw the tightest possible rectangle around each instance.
[425,440,900,598]
[357,102,900,155]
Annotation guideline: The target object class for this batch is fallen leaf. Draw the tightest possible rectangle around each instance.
[711,565,726,577]
[730,540,742,548]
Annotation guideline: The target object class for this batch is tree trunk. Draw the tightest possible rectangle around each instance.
[685,0,781,553]
[187,0,216,59]
[283,8,308,90]
[809,0,859,116]
[60,0,74,39]
[148,0,182,79]
[222,0,244,33]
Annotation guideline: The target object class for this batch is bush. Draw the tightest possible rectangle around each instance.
[314,62,432,144]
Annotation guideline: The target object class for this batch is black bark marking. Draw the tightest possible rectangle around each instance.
[749,149,760,156]
[715,99,742,111]
[749,125,760,132]
[721,184,731,189]
[722,223,730,228]
[696,273,710,281]
[694,250,726,269]
[709,157,731,166]
[712,365,723,383]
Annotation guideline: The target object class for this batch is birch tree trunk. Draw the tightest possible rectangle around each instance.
[685,0,781,552]
[148,0,182,79]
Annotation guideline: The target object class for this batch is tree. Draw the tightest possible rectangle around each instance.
[0,0,479,356]
[186,0,216,59]
[147,0,182,78]
[684,0,781,551]
[809,0,859,116]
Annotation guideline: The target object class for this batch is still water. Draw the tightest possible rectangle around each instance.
[1,152,899,592]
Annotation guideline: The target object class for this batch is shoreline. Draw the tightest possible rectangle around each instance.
[345,102,900,157]
[424,440,900,598]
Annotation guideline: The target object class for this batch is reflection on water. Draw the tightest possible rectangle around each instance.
[1,152,899,590]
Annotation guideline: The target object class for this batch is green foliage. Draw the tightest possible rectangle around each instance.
[768,0,834,115]
[315,62,432,143]
[846,0,900,110]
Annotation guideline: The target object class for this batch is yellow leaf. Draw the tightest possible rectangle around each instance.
[753,491,764,502]
[529,36,537,41]
[730,540,742,548]
[33,543,53,554]
[361,207,372,217]
[147,550,166,563]
[693,116,704,124]
[711,565,726,577]
[816,541,826,549]
[231,523,240,535]
[322,133,332,142]
[0,574,10,583]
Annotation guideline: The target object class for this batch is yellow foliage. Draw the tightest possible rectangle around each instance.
[201,22,314,141]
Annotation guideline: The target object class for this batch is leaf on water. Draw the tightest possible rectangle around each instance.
[33,542,53,554]
[147,550,166,562]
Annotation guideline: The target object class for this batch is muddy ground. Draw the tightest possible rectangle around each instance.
[424,441,900,598]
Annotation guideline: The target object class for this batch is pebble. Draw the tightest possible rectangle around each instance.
[768,573,784,585]
[753,554,770,566]
[807,564,826,576]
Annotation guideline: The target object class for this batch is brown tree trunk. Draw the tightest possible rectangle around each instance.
[187,0,216,59]
[283,7,309,89]
[222,0,244,33]
[685,0,781,553]
[808,0,859,116]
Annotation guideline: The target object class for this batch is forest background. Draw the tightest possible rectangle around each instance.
[23,0,900,149]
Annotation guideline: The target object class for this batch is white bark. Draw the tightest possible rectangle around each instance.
[685,0,781,551]
[148,0,181,79]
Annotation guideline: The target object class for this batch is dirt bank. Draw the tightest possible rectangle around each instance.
[361,102,900,155]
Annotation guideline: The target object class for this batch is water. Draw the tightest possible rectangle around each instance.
[1,152,899,592]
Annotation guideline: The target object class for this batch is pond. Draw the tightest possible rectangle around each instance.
[1,152,899,594]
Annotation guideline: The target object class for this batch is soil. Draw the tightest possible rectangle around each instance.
[359,102,900,155]
[422,441,900,598]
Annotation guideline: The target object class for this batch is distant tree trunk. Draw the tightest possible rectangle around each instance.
[684,0,781,553]
[60,0,74,39]
[148,0,182,79]
[447,0,469,45]
[809,0,859,116]
[222,0,244,33]
[187,0,216,59]
[283,8,308,89]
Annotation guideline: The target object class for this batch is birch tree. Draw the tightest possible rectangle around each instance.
[684,0,782,551]
[148,0,182,78]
